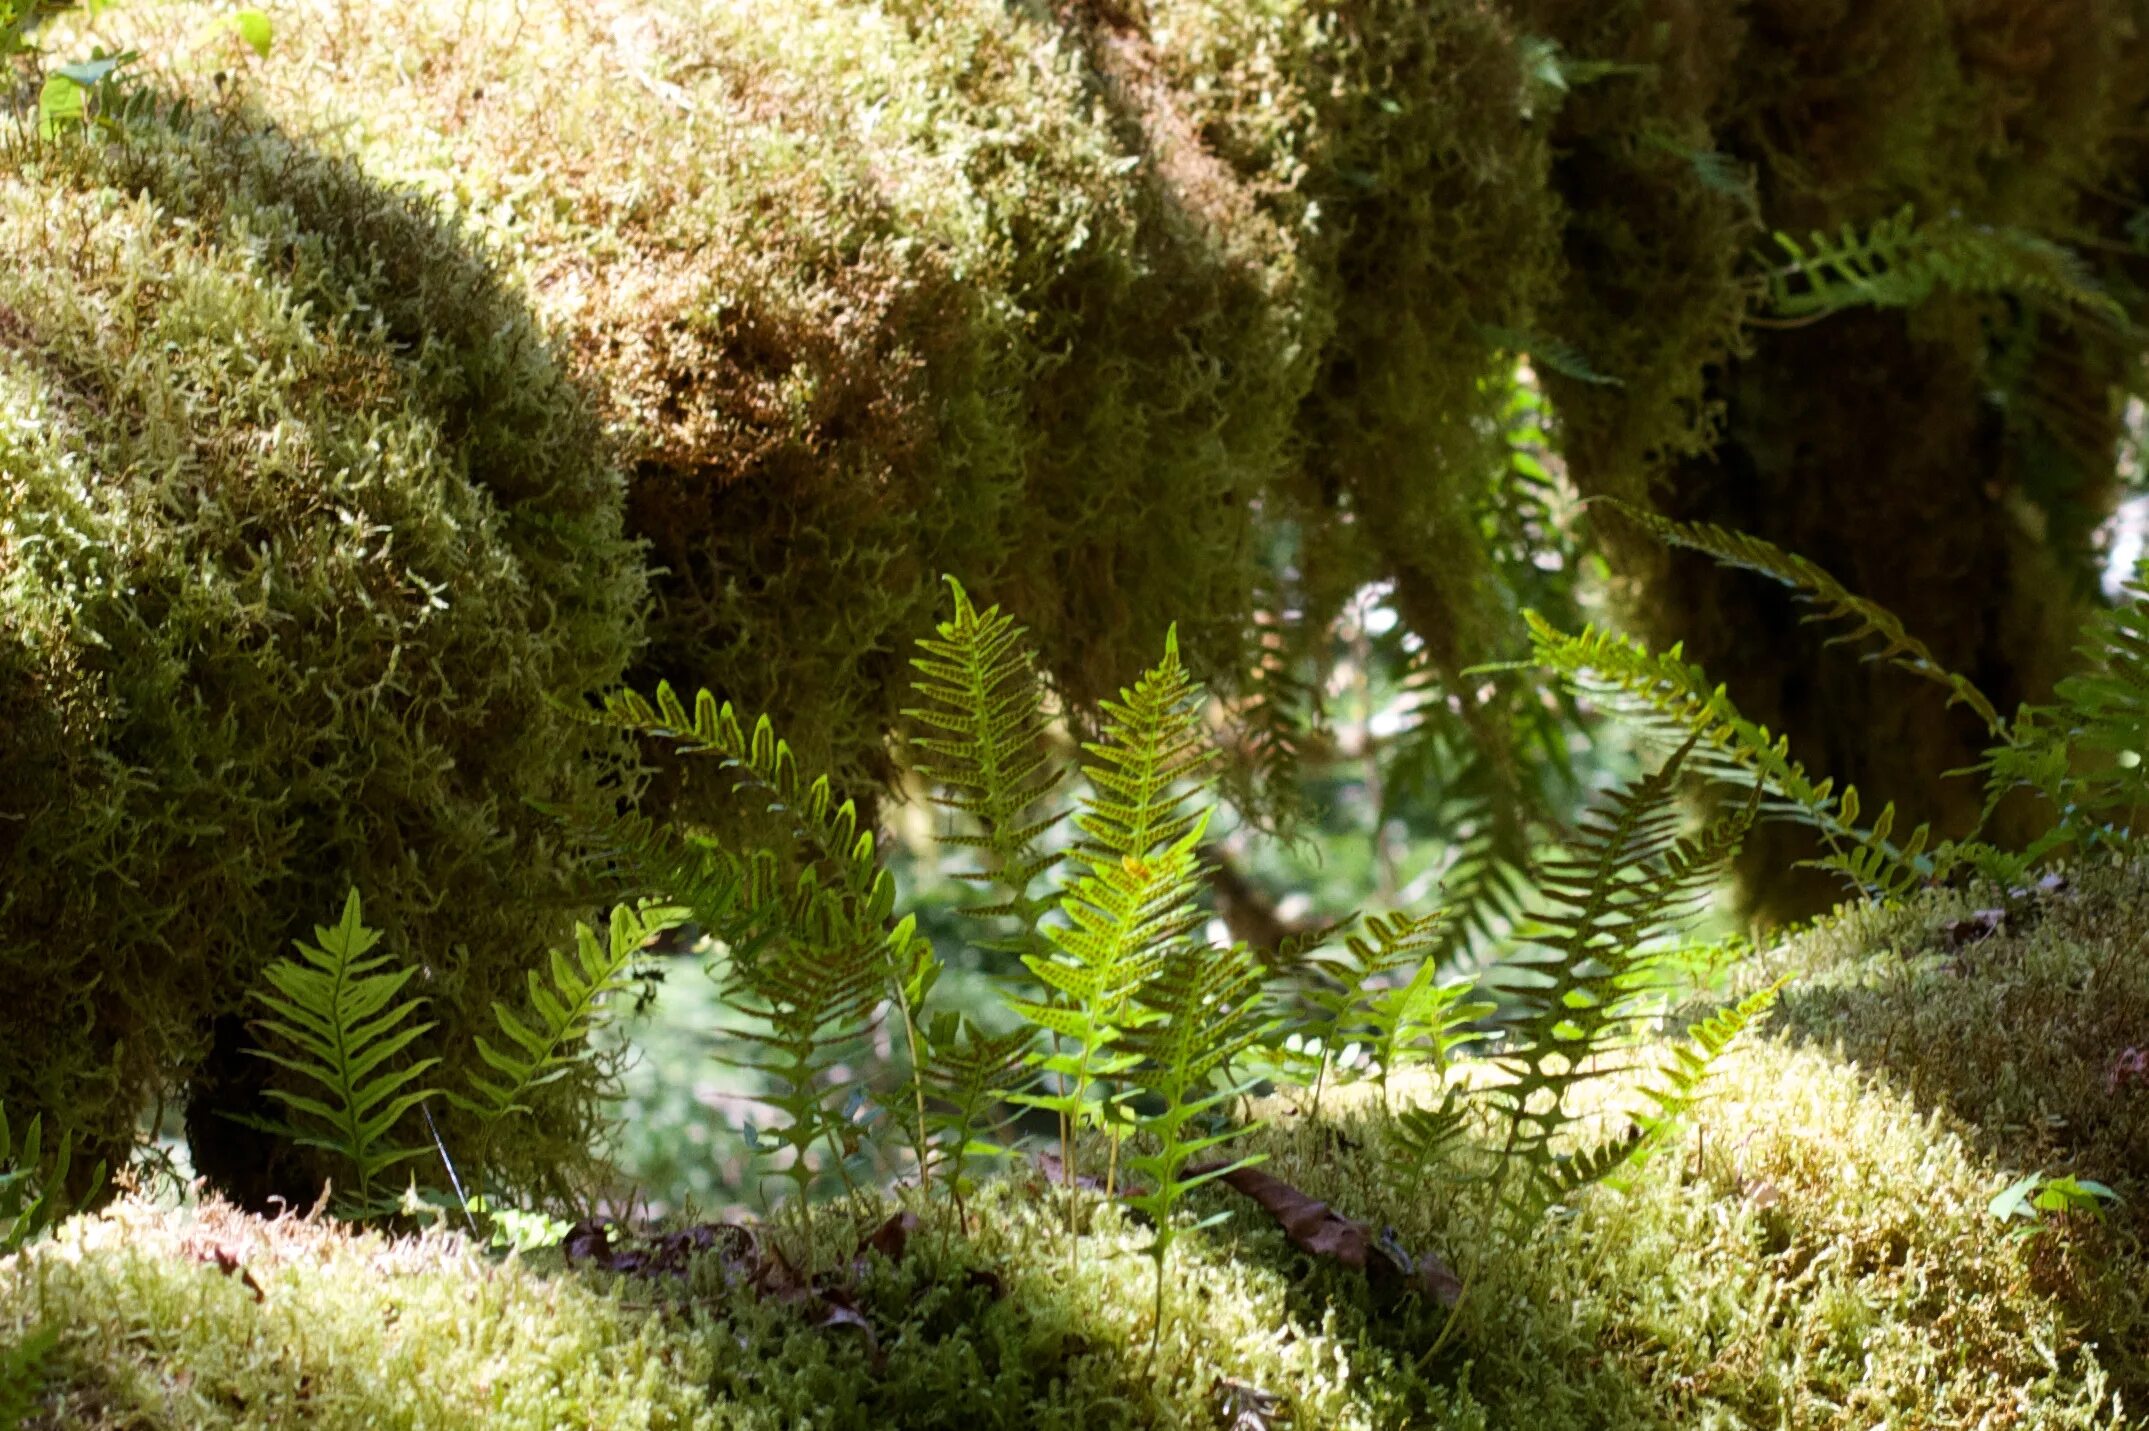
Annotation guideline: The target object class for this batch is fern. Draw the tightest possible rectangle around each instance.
[1635,979,1788,1139]
[1121,940,1275,1359]
[1489,739,1755,1217]
[1979,576,2149,861]
[900,1011,1033,1228]
[1526,612,1932,899]
[1480,325,1621,386]
[905,576,1068,952]
[1603,500,2002,734]
[1294,911,1490,1114]
[0,1103,100,1255]
[602,684,934,1227]
[1008,627,1217,1198]
[246,890,440,1215]
[454,901,687,1188]
[1763,205,2123,324]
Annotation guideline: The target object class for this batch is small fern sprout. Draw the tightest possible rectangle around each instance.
[1122,940,1276,1361]
[246,890,440,1217]
[0,1102,102,1254]
[453,900,688,1197]
[898,1011,1034,1231]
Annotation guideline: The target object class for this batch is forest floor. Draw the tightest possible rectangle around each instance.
[4,866,2146,1430]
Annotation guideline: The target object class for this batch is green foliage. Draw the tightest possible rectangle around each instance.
[1526,613,1932,899]
[600,684,919,1225]
[0,1321,56,1430]
[1487,739,1758,1214]
[453,902,687,1189]
[1764,206,2125,325]
[1296,912,1491,1114]
[1978,577,2149,863]
[0,1103,99,1256]
[1120,941,1275,1354]
[903,578,1066,952]
[244,892,440,1216]
[899,1012,1033,1225]
[1604,501,2003,734]
[0,94,646,1202]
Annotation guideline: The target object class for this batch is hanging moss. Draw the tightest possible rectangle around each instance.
[0,103,647,1204]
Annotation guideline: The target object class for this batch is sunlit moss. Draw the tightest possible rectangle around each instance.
[7,876,2143,1427]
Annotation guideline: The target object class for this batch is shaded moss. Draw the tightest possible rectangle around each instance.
[0,103,646,1204]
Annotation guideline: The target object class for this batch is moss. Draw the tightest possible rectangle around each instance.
[6,876,2145,1427]
[0,103,646,1204]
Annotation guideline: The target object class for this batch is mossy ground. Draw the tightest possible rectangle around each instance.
[5,871,2144,1429]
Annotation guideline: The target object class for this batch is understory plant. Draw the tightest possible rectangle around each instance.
[598,579,1788,1346]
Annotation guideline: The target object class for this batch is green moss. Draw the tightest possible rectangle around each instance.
[6,877,2144,1427]
[0,104,646,1203]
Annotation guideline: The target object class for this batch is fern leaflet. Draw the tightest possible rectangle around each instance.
[0,1103,101,1254]
[247,890,440,1215]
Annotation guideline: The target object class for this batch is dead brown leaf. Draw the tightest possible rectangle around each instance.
[1187,1162,1461,1308]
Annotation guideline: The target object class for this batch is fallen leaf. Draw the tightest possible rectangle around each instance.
[2108,1046,2147,1096]
[863,1210,918,1263]
[1187,1162,1459,1307]
[1215,1377,1286,1429]
[190,1242,264,1302]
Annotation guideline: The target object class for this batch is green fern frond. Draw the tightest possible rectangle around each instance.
[1294,911,1491,1113]
[1636,978,1788,1134]
[454,901,687,1159]
[906,577,1067,946]
[1603,500,2001,733]
[247,890,440,1215]
[1388,1087,1478,1178]
[1980,577,2149,860]
[1763,205,2123,324]
[1525,612,1933,898]
[1012,628,1217,1193]
[902,1011,1033,1225]
[1480,325,1622,386]
[1490,739,1754,1206]
[0,1103,101,1254]
[1122,940,1275,1357]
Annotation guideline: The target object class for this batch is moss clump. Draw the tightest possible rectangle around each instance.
[6,876,2144,1428]
[0,104,645,1204]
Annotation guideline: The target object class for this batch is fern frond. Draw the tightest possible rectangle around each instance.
[0,1103,102,1254]
[1388,1087,1478,1178]
[455,902,687,1146]
[1980,577,2149,859]
[1480,325,1622,386]
[906,577,1067,945]
[247,889,439,1214]
[1012,628,1217,1191]
[1490,739,1754,1207]
[1636,978,1788,1134]
[903,1011,1033,1220]
[1763,205,2123,325]
[1604,500,2002,733]
[1293,911,1490,1112]
[1525,612,1933,898]
[1122,940,1276,1356]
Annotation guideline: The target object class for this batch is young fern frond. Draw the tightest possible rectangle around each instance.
[1635,979,1789,1137]
[1122,941,1276,1359]
[1294,911,1490,1113]
[247,890,439,1215]
[1010,627,1219,1196]
[1526,613,1931,898]
[906,577,1068,950]
[1490,740,1755,1216]
[1388,1087,1478,1179]
[900,1011,1034,1227]
[1763,205,2123,325]
[1602,500,2002,734]
[453,901,688,1184]
[0,1103,102,1254]
[1981,577,2149,860]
